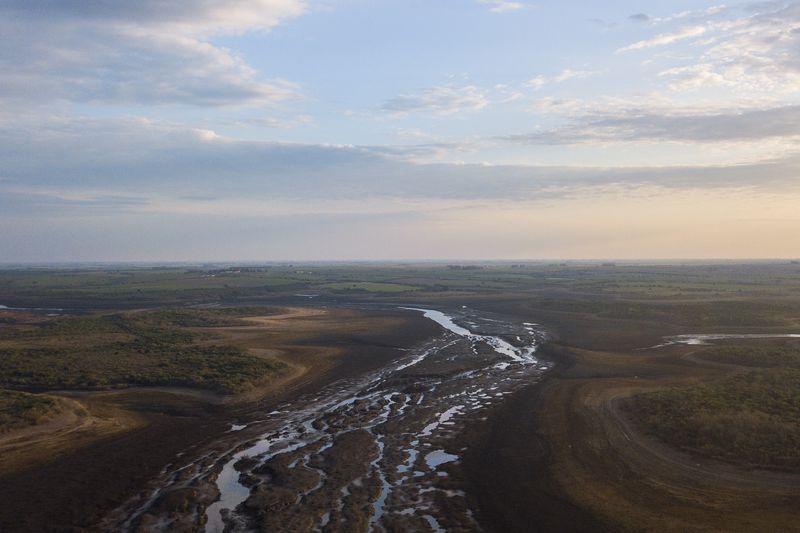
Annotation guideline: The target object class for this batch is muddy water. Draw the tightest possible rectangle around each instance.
[115,307,549,532]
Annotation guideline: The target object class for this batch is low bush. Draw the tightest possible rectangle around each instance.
[623,369,800,470]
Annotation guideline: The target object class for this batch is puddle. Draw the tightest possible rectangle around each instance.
[424,450,459,469]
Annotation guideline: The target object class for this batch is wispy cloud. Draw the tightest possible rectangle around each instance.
[503,104,800,145]
[614,2,800,101]
[652,5,728,24]
[527,69,598,90]
[618,25,707,52]
[477,0,525,13]
[383,85,490,116]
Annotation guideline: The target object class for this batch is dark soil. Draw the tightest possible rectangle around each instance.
[461,345,608,533]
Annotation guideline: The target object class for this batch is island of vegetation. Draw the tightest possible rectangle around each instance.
[0,308,288,396]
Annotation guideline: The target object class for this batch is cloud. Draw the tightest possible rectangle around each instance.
[614,2,800,98]
[0,1,306,107]
[2,111,799,261]
[554,69,596,82]
[529,96,586,115]
[0,0,306,35]
[625,2,800,98]
[629,13,650,22]
[618,25,707,52]
[2,114,799,216]
[658,64,730,91]
[382,85,490,116]
[672,3,800,94]
[654,5,728,23]
[502,104,800,145]
[477,0,525,13]
[527,69,597,90]
[224,115,315,129]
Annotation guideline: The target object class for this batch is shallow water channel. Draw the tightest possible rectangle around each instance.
[650,333,800,348]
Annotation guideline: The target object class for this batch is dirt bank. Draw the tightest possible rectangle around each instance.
[461,344,608,533]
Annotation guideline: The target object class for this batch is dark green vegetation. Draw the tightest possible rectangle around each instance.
[0,390,62,433]
[625,341,800,471]
[624,368,800,470]
[0,266,437,307]
[0,308,286,394]
[317,281,417,293]
[702,343,800,368]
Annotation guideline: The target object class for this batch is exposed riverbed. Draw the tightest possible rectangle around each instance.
[113,307,549,532]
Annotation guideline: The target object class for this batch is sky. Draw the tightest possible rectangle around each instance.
[1,0,800,261]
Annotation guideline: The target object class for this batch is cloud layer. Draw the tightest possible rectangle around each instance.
[504,104,800,144]
[2,1,800,260]
[0,1,305,107]
[383,85,490,116]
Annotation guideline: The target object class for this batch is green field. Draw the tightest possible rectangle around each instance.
[2,262,800,309]
[317,281,418,293]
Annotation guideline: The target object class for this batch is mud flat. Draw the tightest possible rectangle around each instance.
[108,307,549,532]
